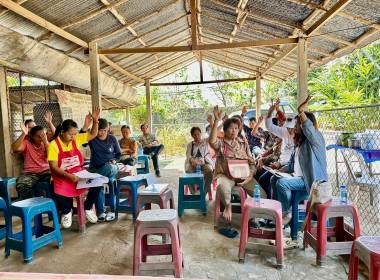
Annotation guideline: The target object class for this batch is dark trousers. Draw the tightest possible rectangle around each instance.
[53,186,102,215]
[143,144,164,170]
[258,171,274,199]
[121,157,137,166]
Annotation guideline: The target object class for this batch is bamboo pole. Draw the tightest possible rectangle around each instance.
[89,42,102,111]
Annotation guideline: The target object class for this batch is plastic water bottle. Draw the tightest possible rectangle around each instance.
[196,163,201,175]
[254,185,261,204]
[340,185,348,204]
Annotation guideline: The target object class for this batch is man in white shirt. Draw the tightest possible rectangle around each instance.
[185,127,215,195]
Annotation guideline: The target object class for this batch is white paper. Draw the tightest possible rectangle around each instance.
[262,166,294,179]
[73,170,109,189]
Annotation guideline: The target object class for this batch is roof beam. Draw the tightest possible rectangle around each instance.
[151,77,256,86]
[0,0,26,15]
[97,37,298,54]
[90,0,180,42]
[36,0,130,42]
[0,0,144,83]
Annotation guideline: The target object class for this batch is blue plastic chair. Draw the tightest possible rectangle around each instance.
[115,174,156,220]
[32,181,52,198]
[0,177,17,207]
[178,173,207,217]
[137,155,150,175]
[5,197,62,263]
[0,197,8,241]
[104,176,117,212]
[290,189,309,240]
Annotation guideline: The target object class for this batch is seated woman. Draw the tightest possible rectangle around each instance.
[185,127,214,195]
[47,107,102,229]
[12,124,51,199]
[270,95,328,224]
[209,106,264,222]
[119,125,138,166]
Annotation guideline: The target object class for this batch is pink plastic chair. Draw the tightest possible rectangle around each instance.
[214,186,246,229]
[238,198,284,269]
[303,197,361,266]
[349,236,380,280]
[133,209,182,277]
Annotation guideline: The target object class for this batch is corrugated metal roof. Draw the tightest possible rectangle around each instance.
[0,0,379,88]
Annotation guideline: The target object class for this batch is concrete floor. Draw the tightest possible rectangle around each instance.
[0,158,366,280]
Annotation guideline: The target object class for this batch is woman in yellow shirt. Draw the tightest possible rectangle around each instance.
[47,107,100,229]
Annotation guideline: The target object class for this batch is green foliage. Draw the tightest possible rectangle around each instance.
[154,124,192,156]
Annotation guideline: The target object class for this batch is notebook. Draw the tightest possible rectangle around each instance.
[139,184,169,195]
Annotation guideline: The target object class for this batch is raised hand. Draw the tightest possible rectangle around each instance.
[275,98,281,111]
[206,114,213,125]
[91,106,100,122]
[20,122,28,135]
[44,111,53,123]
[84,113,92,129]
[241,106,247,116]
[213,105,223,121]
[222,113,228,123]
[298,94,312,113]
[258,115,264,123]
[39,130,48,144]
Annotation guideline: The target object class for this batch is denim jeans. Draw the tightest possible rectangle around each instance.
[270,175,305,212]
[91,164,119,214]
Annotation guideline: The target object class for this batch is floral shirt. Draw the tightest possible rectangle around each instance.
[119,138,137,156]
[137,133,158,149]
[242,124,265,148]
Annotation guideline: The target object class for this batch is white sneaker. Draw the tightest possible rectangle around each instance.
[98,212,106,222]
[61,210,73,228]
[85,209,98,224]
[105,212,115,222]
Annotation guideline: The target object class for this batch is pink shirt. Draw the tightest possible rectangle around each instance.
[21,140,49,173]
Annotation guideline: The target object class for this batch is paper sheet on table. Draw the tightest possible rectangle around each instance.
[262,166,294,179]
[73,170,109,189]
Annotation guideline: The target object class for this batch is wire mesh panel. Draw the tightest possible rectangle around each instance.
[6,69,62,142]
[314,105,380,235]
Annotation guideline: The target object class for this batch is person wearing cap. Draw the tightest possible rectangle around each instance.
[257,99,295,200]
[270,95,328,225]
[138,124,164,177]
[240,106,266,157]
[88,118,121,222]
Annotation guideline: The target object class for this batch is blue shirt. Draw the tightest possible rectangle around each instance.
[282,119,328,193]
[89,135,121,169]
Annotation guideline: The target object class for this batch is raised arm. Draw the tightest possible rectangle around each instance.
[251,115,264,135]
[209,105,223,145]
[44,111,55,139]
[87,106,100,141]
[297,95,311,125]
[81,113,93,133]
[40,130,49,149]
[11,122,28,152]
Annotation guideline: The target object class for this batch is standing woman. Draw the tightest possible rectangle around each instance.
[47,107,101,228]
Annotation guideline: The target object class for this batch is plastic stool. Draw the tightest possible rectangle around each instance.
[290,190,308,240]
[303,197,361,266]
[239,198,284,269]
[0,177,17,207]
[136,187,175,216]
[137,155,150,175]
[33,181,52,198]
[133,209,182,277]
[349,236,380,280]
[0,197,8,240]
[185,184,213,200]
[214,186,246,229]
[178,174,206,217]
[116,174,154,219]
[5,197,62,263]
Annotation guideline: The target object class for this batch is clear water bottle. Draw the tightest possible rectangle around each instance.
[254,185,261,204]
[196,163,201,175]
[340,185,348,204]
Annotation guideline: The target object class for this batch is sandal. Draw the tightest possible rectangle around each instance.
[218,226,239,238]
[268,238,299,250]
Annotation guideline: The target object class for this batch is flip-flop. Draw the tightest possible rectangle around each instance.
[250,222,260,229]
[218,226,239,238]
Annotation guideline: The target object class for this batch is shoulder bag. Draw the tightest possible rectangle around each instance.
[223,142,250,181]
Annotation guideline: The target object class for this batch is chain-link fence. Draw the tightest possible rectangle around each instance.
[313,104,380,235]
[6,69,63,142]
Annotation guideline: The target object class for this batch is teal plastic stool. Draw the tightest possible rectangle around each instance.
[5,197,62,263]
[178,173,207,217]
[290,190,308,240]
[137,155,150,175]
[0,197,8,241]
[0,177,17,207]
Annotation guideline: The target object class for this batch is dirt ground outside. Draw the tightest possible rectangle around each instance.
[0,157,365,280]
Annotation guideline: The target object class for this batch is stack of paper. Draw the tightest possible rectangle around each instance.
[140,184,169,195]
[73,170,109,189]
[262,166,294,179]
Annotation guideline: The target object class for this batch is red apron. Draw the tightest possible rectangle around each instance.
[52,138,87,197]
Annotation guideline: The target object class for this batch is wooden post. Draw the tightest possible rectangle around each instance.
[297,33,308,107]
[0,66,13,177]
[145,79,152,129]
[199,54,204,82]
[89,41,102,111]
[126,107,131,125]
[255,76,261,120]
